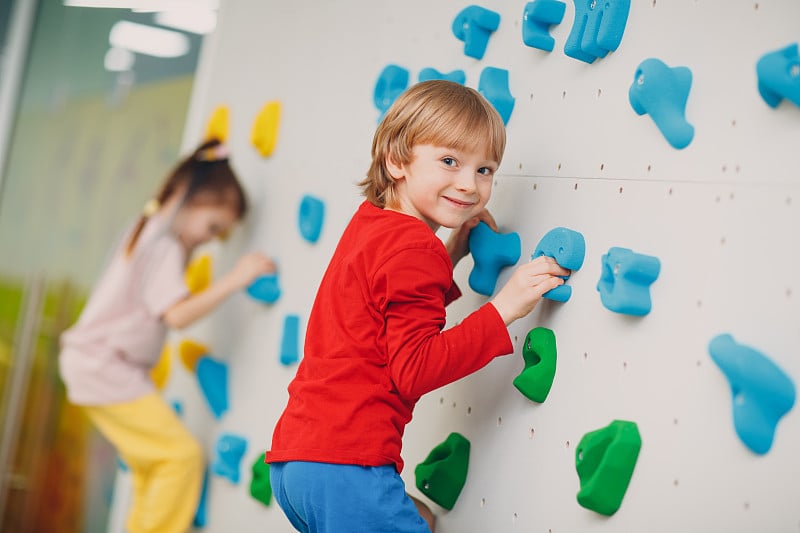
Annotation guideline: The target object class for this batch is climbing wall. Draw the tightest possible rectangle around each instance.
[132,1,800,532]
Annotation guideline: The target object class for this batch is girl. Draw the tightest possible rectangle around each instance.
[59,139,275,533]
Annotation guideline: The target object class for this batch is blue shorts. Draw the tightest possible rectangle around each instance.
[270,461,431,533]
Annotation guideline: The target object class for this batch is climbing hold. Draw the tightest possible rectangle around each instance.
[532,227,585,302]
[709,334,795,455]
[251,100,281,157]
[596,247,660,316]
[185,254,212,295]
[756,43,800,108]
[247,273,281,304]
[415,432,470,510]
[193,468,209,528]
[178,339,209,372]
[171,399,183,416]
[150,344,171,390]
[374,64,410,119]
[629,58,694,150]
[249,452,272,507]
[576,420,641,516]
[513,327,557,403]
[280,314,301,366]
[197,356,229,419]
[298,194,325,244]
[204,105,229,143]
[522,0,566,52]
[211,433,248,484]
[418,68,466,85]
[468,221,521,296]
[478,67,515,125]
[564,0,630,63]
[452,5,501,60]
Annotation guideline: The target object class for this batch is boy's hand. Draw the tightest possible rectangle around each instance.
[490,256,570,325]
[445,209,498,267]
[228,252,277,290]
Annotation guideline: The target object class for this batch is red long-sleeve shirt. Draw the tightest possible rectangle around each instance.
[266,201,513,472]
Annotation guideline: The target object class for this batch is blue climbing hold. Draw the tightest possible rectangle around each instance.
[709,334,795,455]
[247,273,281,304]
[171,399,183,416]
[374,64,410,118]
[596,247,660,316]
[211,433,248,484]
[532,227,585,302]
[629,58,694,150]
[564,0,630,63]
[478,67,515,125]
[280,314,301,366]
[298,194,325,244]
[468,221,521,296]
[193,468,209,528]
[756,43,800,108]
[197,356,229,419]
[418,68,466,85]
[522,0,566,52]
[452,5,501,60]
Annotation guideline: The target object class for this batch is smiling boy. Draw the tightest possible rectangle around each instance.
[266,80,568,533]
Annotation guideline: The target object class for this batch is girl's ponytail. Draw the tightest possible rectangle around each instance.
[125,139,247,257]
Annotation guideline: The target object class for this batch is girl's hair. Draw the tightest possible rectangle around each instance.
[125,138,248,256]
[361,80,507,208]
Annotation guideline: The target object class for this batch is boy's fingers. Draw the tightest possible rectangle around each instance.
[526,256,570,276]
[476,210,498,231]
[531,275,564,295]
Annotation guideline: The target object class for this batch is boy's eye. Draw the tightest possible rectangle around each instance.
[441,157,457,167]
[478,166,495,176]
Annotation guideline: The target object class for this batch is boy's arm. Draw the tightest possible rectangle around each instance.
[382,250,566,400]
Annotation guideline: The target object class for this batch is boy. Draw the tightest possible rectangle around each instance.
[267,80,568,532]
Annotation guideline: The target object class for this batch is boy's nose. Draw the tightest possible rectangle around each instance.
[454,170,477,192]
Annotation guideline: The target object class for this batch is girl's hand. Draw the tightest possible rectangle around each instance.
[445,209,498,267]
[490,256,570,325]
[228,252,276,290]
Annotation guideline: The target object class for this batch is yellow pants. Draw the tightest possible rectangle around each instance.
[84,393,203,533]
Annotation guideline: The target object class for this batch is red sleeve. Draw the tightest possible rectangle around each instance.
[374,249,513,400]
[445,281,462,306]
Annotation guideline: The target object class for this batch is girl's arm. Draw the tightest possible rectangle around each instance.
[162,252,275,329]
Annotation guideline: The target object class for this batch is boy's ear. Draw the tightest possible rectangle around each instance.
[385,155,406,180]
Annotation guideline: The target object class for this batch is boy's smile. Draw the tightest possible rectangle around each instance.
[386,144,497,231]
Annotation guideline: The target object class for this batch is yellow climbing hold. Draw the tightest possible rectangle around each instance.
[150,344,171,390]
[179,339,209,372]
[185,254,212,294]
[205,105,230,143]
[251,101,281,157]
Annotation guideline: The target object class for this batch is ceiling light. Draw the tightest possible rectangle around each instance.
[109,20,189,58]
[154,8,217,34]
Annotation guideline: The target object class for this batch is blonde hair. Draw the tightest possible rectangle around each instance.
[361,80,507,208]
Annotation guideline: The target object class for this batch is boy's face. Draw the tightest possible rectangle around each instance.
[386,144,497,231]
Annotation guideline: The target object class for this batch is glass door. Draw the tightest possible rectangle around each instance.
[0,2,203,530]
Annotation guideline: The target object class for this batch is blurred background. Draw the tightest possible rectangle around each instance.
[0,1,208,530]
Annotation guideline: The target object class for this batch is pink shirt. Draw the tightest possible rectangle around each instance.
[59,212,188,405]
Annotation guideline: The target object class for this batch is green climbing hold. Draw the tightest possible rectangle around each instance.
[575,420,641,516]
[249,452,272,507]
[512,327,557,403]
[414,432,470,510]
